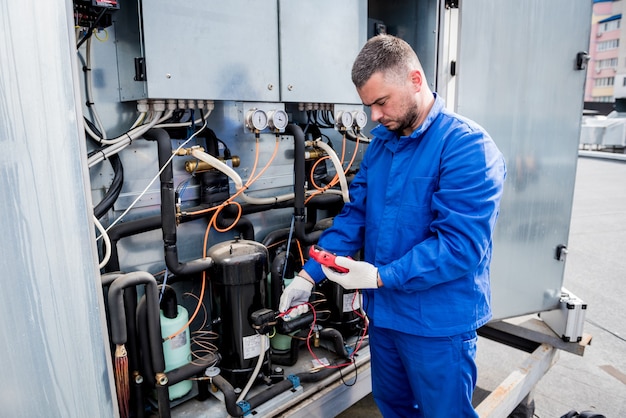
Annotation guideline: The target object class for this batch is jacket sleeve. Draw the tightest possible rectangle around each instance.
[378,130,506,291]
[302,147,371,283]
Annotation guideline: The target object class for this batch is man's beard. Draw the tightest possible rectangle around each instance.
[391,106,419,135]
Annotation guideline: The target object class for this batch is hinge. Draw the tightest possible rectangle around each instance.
[446,0,459,9]
[134,57,146,81]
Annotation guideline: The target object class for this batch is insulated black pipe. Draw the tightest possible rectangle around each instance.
[101,213,171,418]
[210,375,294,417]
[136,297,155,385]
[159,286,178,319]
[144,128,214,276]
[212,365,343,417]
[137,295,222,387]
[101,271,124,287]
[319,328,350,359]
[108,272,164,371]
[297,367,337,383]
[166,353,220,386]
[277,312,315,334]
[212,375,243,417]
[261,227,291,248]
[285,124,325,245]
[270,252,291,311]
[215,212,254,240]
[104,215,162,272]
[108,272,167,416]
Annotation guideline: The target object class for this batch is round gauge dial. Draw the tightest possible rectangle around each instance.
[352,110,368,129]
[268,109,288,130]
[337,111,354,129]
[245,109,268,131]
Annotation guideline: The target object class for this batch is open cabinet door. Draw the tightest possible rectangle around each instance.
[452,1,592,320]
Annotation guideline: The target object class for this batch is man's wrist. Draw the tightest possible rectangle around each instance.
[298,270,315,284]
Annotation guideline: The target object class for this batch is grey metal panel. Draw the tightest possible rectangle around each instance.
[455,0,592,319]
[125,0,280,101]
[279,0,366,104]
[0,0,116,416]
[113,0,146,101]
[368,0,439,91]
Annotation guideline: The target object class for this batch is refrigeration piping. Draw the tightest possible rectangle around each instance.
[107,271,168,417]
[211,367,338,417]
[144,128,214,276]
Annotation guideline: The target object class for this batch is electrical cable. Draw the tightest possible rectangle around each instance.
[84,119,125,219]
[236,333,267,403]
[76,8,107,49]
[87,111,165,167]
[94,215,111,268]
[83,37,107,140]
[96,117,208,240]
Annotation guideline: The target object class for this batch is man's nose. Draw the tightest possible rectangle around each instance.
[370,106,382,122]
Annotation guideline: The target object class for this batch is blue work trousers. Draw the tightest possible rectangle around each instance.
[369,323,479,418]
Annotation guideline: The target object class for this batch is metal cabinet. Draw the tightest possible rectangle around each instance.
[453,0,592,319]
[115,0,366,104]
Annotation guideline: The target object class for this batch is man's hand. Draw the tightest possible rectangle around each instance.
[278,275,314,316]
[322,257,379,290]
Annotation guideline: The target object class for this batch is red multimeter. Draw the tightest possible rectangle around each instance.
[308,245,349,273]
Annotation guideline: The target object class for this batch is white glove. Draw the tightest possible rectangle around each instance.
[321,257,379,290]
[279,275,314,314]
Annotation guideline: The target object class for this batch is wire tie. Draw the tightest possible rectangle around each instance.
[125,132,133,144]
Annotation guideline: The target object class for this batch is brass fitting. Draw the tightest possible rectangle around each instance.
[184,156,240,173]
[173,145,204,156]
[156,372,168,387]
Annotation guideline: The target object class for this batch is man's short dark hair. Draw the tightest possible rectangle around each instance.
[351,34,422,88]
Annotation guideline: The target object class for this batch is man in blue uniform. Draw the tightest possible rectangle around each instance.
[280,34,506,417]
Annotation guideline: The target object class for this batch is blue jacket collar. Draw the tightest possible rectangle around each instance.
[370,93,444,146]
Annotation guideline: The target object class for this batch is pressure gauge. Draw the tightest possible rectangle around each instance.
[352,110,368,129]
[267,109,288,131]
[245,109,268,131]
[336,111,353,129]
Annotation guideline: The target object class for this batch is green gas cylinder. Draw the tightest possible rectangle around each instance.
[160,304,192,400]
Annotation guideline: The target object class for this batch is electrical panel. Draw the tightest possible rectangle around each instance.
[74,0,119,28]
[114,0,365,103]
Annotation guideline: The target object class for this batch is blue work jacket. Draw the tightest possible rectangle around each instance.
[303,94,506,337]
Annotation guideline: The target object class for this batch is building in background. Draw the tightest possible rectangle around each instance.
[586,0,625,103]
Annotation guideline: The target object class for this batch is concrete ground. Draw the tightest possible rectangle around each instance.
[338,155,626,417]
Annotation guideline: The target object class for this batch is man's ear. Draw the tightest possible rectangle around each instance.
[409,69,423,92]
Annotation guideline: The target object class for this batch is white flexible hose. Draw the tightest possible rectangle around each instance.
[236,335,266,403]
[94,215,111,268]
[313,139,350,202]
[191,148,244,189]
[190,148,296,205]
